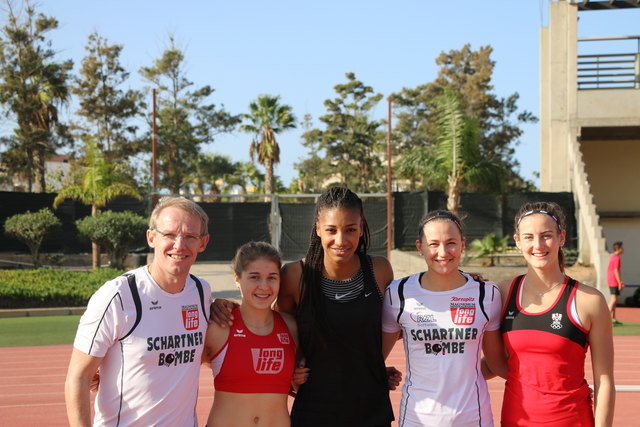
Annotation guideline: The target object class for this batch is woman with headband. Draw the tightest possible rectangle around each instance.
[382,210,507,426]
[498,202,614,426]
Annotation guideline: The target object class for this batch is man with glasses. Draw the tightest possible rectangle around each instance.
[65,196,211,426]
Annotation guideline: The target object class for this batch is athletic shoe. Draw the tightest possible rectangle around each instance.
[613,319,623,326]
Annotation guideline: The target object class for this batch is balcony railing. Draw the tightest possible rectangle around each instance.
[578,36,640,90]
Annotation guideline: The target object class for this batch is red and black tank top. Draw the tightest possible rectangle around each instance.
[500,275,594,426]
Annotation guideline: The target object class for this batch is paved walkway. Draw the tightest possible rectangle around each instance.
[0,261,633,318]
[189,262,240,300]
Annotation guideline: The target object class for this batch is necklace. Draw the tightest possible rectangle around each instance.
[536,281,563,297]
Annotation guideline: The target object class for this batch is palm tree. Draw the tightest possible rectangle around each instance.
[53,139,141,268]
[31,69,71,192]
[240,95,296,195]
[223,161,265,201]
[188,153,236,201]
[469,233,509,267]
[432,89,505,213]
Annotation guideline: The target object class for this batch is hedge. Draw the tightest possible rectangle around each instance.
[0,268,123,309]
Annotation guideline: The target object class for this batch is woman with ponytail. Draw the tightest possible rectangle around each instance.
[498,202,614,426]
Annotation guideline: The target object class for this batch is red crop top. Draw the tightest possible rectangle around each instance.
[211,307,296,394]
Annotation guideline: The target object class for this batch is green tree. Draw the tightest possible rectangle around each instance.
[76,210,147,270]
[294,153,331,193]
[434,44,537,176]
[53,139,141,269]
[140,37,239,193]
[392,44,537,191]
[300,73,385,193]
[293,114,331,193]
[72,31,145,163]
[240,94,296,195]
[0,0,72,192]
[402,90,505,213]
[4,208,61,267]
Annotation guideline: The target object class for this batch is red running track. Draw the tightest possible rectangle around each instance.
[1,307,639,426]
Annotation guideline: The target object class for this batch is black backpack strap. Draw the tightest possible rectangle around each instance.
[396,276,411,324]
[190,274,207,319]
[120,273,142,341]
[478,280,489,322]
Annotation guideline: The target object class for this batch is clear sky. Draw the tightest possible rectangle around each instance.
[12,1,640,188]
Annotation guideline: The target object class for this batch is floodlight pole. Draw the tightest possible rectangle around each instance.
[387,96,393,259]
[152,89,158,207]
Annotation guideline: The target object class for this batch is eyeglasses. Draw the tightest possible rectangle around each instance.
[152,229,205,244]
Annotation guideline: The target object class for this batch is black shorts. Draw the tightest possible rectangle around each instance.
[609,286,620,296]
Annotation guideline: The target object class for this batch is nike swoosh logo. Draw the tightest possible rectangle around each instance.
[508,311,514,316]
[365,292,373,297]
[335,291,354,300]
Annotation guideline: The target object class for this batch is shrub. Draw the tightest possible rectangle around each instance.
[76,211,148,270]
[4,208,62,267]
[0,268,123,308]
[469,233,509,267]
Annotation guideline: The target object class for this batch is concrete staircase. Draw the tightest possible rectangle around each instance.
[569,134,609,292]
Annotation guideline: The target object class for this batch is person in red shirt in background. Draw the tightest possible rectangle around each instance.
[607,241,624,326]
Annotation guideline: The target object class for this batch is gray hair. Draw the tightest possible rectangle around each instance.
[149,196,209,236]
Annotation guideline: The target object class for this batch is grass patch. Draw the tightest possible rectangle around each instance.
[0,315,638,348]
[613,321,640,336]
[0,315,80,347]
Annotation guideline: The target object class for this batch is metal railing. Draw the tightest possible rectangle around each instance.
[578,35,640,89]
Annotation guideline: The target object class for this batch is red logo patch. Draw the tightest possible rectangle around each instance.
[450,307,476,325]
[277,333,290,344]
[182,309,199,330]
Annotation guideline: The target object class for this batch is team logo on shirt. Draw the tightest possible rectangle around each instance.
[277,333,290,344]
[450,297,476,325]
[551,312,563,329]
[181,305,199,330]
[409,312,437,324]
[251,348,285,373]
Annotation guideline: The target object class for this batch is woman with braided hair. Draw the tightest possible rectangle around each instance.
[498,202,614,426]
[212,186,397,426]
